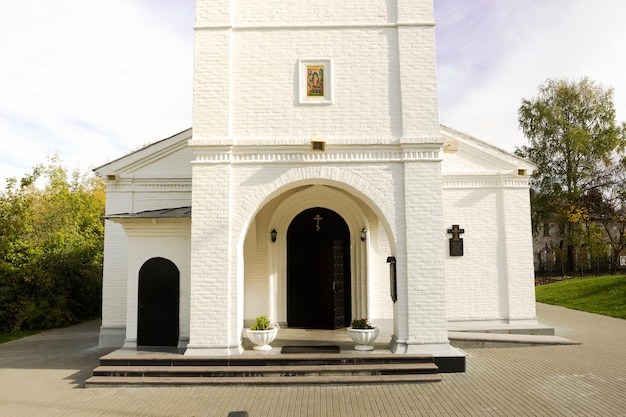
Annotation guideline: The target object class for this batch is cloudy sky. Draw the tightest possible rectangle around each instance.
[1,0,625,186]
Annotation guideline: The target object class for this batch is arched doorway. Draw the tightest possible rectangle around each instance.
[287,207,351,329]
[137,257,180,346]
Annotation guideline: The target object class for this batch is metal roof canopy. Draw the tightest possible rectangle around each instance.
[103,206,191,220]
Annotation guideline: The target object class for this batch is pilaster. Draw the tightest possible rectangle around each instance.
[186,148,243,355]
[395,0,440,143]
[193,0,232,141]
[392,144,449,352]
[499,183,538,323]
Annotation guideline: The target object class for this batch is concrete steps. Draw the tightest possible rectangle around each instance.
[449,331,580,348]
[447,323,579,348]
[86,353,442,387]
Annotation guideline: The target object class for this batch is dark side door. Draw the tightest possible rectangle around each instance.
[137,257,180,347]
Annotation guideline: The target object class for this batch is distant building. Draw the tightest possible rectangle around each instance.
[533,222,626,275]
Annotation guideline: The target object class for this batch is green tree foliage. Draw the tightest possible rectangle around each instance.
[0,157,105,331]
[516,77,626,271]
[582,163,626,270]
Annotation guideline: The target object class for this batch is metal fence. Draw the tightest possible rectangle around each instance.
[534,256,624,285]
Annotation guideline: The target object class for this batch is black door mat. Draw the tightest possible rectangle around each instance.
[281,345,340,354]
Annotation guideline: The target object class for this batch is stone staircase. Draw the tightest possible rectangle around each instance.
[86,353,442,387]
[447,322,579,348]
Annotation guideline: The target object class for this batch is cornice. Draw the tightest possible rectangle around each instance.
[191,146,443,165]
[105,179,192,193]
[443,174,530,189]
[195,21,435,32]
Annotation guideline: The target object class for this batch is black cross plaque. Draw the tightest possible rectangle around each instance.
[447,224,465,256]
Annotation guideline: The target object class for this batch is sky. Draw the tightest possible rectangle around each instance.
[1,0,625,187]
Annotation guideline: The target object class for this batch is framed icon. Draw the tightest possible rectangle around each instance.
[298,59,333,104]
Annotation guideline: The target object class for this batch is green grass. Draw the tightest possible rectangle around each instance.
[0,329,43,344]
[536,274,626,319]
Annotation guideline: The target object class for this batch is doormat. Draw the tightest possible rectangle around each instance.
[281,345,340,354]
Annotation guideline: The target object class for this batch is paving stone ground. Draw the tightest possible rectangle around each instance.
[0,303,624,417]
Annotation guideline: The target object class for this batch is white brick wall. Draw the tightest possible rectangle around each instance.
[98,180,192,347]
[122,222,191,346]
[232,0,390,26]
[236,163,399,324]
[96,135,193,347]
[441,126,537,324]
[193,0,438,144]
[402,158,448,344]
[97,0,538,355]
[188,0,446,353]
[443,186,503,321]
[443,179,536,323]
[229,29,401,140]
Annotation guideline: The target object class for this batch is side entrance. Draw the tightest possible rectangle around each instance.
[137,257,180,346]
[287,207,351,329]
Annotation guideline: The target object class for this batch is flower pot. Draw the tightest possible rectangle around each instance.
[246,327,278,351]
[347,327,379,351]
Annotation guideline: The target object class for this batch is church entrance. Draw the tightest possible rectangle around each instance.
[137,257,179,346]
[287,207,351,329]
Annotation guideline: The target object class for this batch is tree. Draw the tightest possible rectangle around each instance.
[516,77,626,272]
[0,157,105,331]
[583,159,626,270]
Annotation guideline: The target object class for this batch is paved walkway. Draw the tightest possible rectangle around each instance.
[0,304,624,417]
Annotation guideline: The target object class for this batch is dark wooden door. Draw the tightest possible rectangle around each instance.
[332,239,347,328]
[137,257,179,346]
[287,208,351,329]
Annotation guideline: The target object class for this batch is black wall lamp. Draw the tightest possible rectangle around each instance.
[387,256,397,303]
[270,229,277,243]
[360,228,367,241]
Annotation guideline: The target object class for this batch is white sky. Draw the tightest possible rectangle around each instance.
[436,0,626,153]
[1,0,625,186]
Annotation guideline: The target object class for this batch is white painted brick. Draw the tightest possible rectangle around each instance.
[98,0,538,353]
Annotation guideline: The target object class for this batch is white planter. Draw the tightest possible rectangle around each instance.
[246,328,278,351]
[347,327,379,351]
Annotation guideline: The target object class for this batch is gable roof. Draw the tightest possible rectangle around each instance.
[440,125,536,177]
[93,128,192,178]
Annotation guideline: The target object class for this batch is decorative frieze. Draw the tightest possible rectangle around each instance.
[443,175,530,189]
[105,179,192,193]
[191,145,443,165]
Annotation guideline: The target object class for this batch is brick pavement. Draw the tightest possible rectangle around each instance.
[0,303,624,417]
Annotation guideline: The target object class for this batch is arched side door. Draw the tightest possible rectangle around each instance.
[287,207,351,329]
[137,257,180,347]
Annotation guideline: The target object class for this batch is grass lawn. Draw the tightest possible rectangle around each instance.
[536,274,626,319]
[0,329,43,344]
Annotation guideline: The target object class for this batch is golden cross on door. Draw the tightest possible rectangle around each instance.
[313,214,323,231]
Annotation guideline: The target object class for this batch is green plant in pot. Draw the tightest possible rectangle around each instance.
[250,315,272,331]
[347,317,379,350]
[246,315,278,351]
[350,318,374,329]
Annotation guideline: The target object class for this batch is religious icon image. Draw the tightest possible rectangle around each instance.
[306,65,324,97]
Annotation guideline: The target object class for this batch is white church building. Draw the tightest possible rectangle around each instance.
[95,0,538,362]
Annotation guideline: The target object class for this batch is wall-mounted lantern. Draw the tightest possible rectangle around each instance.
[271,229,277,243]
[360,228,367,242]
[387,256,397,303]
